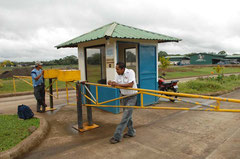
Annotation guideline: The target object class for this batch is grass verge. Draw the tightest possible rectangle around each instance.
[0,115,40,152]
[161,66,240,79]
[179,75,240,94]
[0,78,67,94]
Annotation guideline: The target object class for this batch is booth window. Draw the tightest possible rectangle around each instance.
[125,48,138,83]
[125,48,137,73]
[85,46,106,84]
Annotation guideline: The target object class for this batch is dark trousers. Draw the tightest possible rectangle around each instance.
[34,85,46,112]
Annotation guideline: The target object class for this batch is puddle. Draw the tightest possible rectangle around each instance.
[45,103,68,115]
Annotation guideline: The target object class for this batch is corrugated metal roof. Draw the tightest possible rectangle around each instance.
[56,22,181,49]
[166,56,190,59]
[225,55,240,59]
[188,53,226,57]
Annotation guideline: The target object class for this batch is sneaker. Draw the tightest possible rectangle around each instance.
[109,137,120,144]
[123,133,135,138]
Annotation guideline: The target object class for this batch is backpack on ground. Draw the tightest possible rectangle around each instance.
[18,104,34,120]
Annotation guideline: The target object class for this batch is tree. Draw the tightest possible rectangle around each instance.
[159,56,170,75]
[0,79,2,88]
[0,60,14,67]
[126,51,136,66]
[158,51,168,57]
[51,55,78,65]
[87,53,101,65]
[218,50,227,55]
[62,55,78,65]
[213,65,224,83]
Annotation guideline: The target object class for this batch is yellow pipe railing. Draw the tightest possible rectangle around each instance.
[78,82,240,113]
[86,82,240,104]
[96,86,98,104]
[12,76,59,99]
[141,91,217,109]
[97,93,140,105]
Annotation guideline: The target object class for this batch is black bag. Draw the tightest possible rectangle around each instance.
[18,104,34,120]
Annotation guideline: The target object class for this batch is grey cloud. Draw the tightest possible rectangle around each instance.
[0,0,240,62]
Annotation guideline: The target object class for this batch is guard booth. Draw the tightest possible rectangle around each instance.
[56,22,181,113]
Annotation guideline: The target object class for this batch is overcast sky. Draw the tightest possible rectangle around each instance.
[0,0,240,62]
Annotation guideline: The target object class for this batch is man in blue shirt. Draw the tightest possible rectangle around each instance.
[31,61,47,112]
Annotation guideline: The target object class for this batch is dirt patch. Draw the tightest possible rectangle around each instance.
[0,67,33,79]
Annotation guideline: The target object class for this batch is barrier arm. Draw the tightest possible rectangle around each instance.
[83,82,240,113]
[86,82,240,104]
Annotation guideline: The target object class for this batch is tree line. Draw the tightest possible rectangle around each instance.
[158,50,239,58]
[1,55,78,67]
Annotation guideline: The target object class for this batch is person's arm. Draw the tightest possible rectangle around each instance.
[111,81,133,87]
[108,73,117,85]
[34,70,44,80]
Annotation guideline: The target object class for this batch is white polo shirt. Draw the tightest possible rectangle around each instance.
[114,68,138,95]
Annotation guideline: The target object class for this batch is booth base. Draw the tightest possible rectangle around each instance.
[72,122,99,132]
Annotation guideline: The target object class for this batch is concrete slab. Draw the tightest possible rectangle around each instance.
[1,86,240,159]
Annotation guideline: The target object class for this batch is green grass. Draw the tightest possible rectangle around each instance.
[0,78,67,94]
[179,75,240,94]
[86,64,101,83]
[1,65,240,94]
[0,65,80,94]
[0,115,40,152]
[161,66,240,79]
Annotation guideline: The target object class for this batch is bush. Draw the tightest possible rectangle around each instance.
[183,80,223,93]
[0,80,3,88]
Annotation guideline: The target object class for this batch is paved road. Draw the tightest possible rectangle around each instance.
[1,84,240,158]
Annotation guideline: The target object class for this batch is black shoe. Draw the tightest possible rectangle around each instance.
[123,133,135,138]
[109,137,120,144]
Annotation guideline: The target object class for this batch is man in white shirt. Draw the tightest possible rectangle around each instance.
[108,62,138,144]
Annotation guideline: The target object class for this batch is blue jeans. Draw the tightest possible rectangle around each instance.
[113,95,137,141]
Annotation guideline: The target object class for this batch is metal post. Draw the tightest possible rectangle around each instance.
[85,84,93,126]
[13,78,16,93]
[141,91,144,107]
[56,80,59,98]
[216,100,220,110]
[66,82,69,104]
[49,78,53,108]
[76,82,83,129]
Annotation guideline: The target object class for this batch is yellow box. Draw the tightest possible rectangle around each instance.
[44,69,59,79]
[57,70,81,82]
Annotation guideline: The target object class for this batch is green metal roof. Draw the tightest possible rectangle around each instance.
[166,56,190,59]
[225,55,240,59]
[188,53,226,57]
[56,22,181,49]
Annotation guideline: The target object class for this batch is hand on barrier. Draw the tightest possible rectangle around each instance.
[80,81,88,84]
